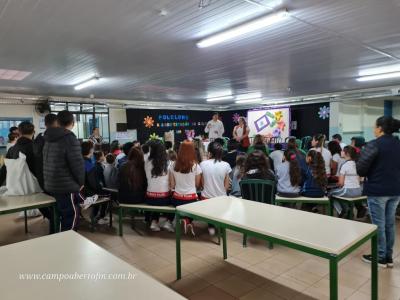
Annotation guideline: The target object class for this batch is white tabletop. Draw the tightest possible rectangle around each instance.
[0,231,185,300]
[177,196,377,255]
[331,195,367,202]
[0,193,55,213]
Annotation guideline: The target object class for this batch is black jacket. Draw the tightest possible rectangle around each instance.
[43,127,85,194]
[33,133,45,190]
[356,135,400,196]
[0,137,36,185]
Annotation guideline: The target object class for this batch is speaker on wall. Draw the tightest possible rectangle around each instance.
[116,123,127,132]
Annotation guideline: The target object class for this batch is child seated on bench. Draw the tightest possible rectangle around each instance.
[301,150,327,212]
[145,141,174,232]
[276,150,303,198]
[329,146,365,218]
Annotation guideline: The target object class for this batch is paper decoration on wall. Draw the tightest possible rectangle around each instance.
[164,130,174,145]
[143,116,155,128]
[185,129,195,140]
[232,113,240,123]
[149,133,161,141]
[318,106,330,120]
[248,108,290,139]
[158,114,189,121]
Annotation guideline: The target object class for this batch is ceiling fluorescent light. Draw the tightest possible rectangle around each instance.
[206,95,233,102]
[235,92,262,100]
[196,9,289,48]
[358,65,400,77]
[357,72,400,82]
[235,98,262,104]
[74,77,100,90]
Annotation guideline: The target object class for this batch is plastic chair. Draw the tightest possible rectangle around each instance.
[239,179,276,248]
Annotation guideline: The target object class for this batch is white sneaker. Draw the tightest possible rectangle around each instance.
[162,220,174,232]
[150,220,161,232]
[97,216,110,225]
[81,195,98,210]
[208,227,216,236]
[158,217,167,228]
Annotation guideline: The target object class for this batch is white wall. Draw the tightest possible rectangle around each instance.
[330,99,386,144]
[0,104,42,133]
[109,108,127,141]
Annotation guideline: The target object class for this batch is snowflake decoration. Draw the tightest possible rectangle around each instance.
[318,106,330,120]
[143,116,154,128]
[232,113,240,123]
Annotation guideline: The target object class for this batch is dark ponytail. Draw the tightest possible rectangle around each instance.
[376,116,400,135]
[284,150,302,186]
[343,146,358,161]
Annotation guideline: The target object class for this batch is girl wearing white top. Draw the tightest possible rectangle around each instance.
[327,140,345,182]
[200,142,231,236]
[169,141,202,236]
[310,134,332,176]
[328,146,363,217]
[232,117,250,150]
[145,141,174,232]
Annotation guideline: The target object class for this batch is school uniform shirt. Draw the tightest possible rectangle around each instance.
[204,120,224,140]
[340,160,360,189]
[332,153,345,176]
[145,158,170,194]
[269,150,284,171]
[200,159,232,199]
[310,147,332,176]
[169,162,202,195]
[276,161,301,194]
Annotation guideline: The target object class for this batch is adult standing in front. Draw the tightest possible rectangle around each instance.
[232,116,250,151]
[89,127,103,145]
[33,113,58,232]
[204,112,224,141]
[357,116,400,268]
[43,110,85,231]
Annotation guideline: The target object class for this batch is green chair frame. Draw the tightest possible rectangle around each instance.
[239,179,276,248]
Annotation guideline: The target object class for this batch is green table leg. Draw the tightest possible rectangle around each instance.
[329,200,334,216]
[118,207,123,237]
[176,213,182,280]
[52,204,59,233]
[348,203,355,220]
[371,233,378,300]
[329,257,338,300]
[90,214,95,233]
[109,203,113,228]
[221,227,227,259]
[24,210,28,233]
[217,227,221,245]
[242,233,247,247]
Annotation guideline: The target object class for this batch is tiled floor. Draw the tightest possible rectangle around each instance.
[1,212,400,300]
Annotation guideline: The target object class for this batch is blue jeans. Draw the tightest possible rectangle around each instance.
[368,196,400,259]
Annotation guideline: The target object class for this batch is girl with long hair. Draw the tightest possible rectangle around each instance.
[276,150,303,197]
[310,134,332,176]
[118,147,147,204]
[327,140,344,182]
[169,140,202,235]
[145,141,174,232]
[301,150,327,198]
[329,146,363,218]
[242,150,276,182]
[247,134,269,156]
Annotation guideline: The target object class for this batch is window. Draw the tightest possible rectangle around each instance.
[50,102,110,142]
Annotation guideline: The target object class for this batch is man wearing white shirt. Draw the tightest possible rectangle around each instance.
[205,112,224,140]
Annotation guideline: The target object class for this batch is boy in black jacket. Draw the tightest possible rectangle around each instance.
[43,111,85,231]
[0,121,36,185]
